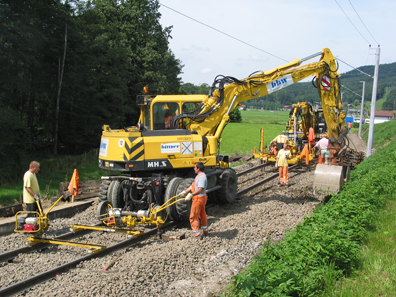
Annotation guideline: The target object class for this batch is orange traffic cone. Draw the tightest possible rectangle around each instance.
[68,169,80,202]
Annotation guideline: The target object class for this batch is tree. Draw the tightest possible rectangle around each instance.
[230,107,242,123]
[0,0,183,181]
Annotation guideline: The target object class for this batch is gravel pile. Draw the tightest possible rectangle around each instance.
[0,159,341,296]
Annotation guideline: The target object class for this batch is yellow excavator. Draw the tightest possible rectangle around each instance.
[253,102,329,165]
[98,48,347,223]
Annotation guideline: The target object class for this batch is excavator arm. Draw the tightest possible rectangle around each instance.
[173,48,344,141]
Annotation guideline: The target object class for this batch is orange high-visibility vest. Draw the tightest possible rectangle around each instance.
[275,135,288,143]
[164,116,172,129]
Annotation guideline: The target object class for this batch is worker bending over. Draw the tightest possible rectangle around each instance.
[271,131,289,155]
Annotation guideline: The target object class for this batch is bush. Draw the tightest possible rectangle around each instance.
[230,108,242,123]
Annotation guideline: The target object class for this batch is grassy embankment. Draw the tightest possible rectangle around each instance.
[321,120,396,297]
[224,120,396,297]
[0,110,288,206]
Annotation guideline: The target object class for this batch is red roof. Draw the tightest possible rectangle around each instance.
[374,110,394,117]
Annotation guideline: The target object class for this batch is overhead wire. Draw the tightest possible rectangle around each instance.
[334,0,371,45]
[336,58,373,78]
[348,0,380,45]
[160,2,289,63]
[341,84,361,97]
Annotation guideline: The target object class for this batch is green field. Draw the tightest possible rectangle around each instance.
[219,109,288,156]
[220,123,283,156]
[240,109,290,125]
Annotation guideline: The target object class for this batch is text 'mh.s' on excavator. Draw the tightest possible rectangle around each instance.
[97,48,359,226]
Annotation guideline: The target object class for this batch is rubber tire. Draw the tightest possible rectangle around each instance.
[110,180,125,209]
[98,180,111,201]
[217,168,238,203]
[164,177,184,221]
[174,178,194,222]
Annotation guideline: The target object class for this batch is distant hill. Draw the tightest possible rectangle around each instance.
[246,62,396,112]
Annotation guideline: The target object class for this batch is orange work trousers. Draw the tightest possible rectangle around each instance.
[278,166,289,185]
[189,195,208,231]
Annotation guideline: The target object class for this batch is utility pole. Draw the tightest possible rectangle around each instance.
[366,46,380,157]
[359,81,366,137]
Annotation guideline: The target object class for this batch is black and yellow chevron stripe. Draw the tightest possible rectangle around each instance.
[123,137,144,161]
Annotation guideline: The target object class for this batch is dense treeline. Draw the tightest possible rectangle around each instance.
[0,0,182,182]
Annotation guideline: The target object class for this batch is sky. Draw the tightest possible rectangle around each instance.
[158,0,396,86]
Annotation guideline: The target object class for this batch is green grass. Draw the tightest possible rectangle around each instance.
[219,109,288,156]
[220,123,283,156]
[375,98,386,110]
[0,150,110,207]
[321,196,396,297]
[240,109,290,125]
[362,120,396,148]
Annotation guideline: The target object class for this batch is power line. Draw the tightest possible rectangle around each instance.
[160,3,289,63]
[348,0,380,45]
[337,58,373,78]
[334,0,371,45]
[341,84,361,97]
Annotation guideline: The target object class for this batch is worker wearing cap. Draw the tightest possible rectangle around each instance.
[178,162,208,238]
[276,143,292,186]
[315,134,330,165]
[271,131,289,155]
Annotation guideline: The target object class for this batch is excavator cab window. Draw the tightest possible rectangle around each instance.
[141,105,151,130]
[182,102,199,113]
[152,102,179,130]
[180,102,200,129]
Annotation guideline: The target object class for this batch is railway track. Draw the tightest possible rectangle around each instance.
[0,162,305,296]
[0,221,180,297]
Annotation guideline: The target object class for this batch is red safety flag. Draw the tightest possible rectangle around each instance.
[68,169,80,196]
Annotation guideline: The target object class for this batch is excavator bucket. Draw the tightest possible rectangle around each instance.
[313,164,349,194]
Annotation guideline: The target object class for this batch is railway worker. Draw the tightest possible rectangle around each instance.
[276,143,292,186]
[23,161,42,217]
[315,134,330,165]
[271,131,289,155]
[164,110,173,129]
[178,162,208,239]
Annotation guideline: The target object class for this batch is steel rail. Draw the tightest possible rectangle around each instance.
[237,164,300,196]
[0,221,180,297]
[236,162,271,177]
[0,223,103,263]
